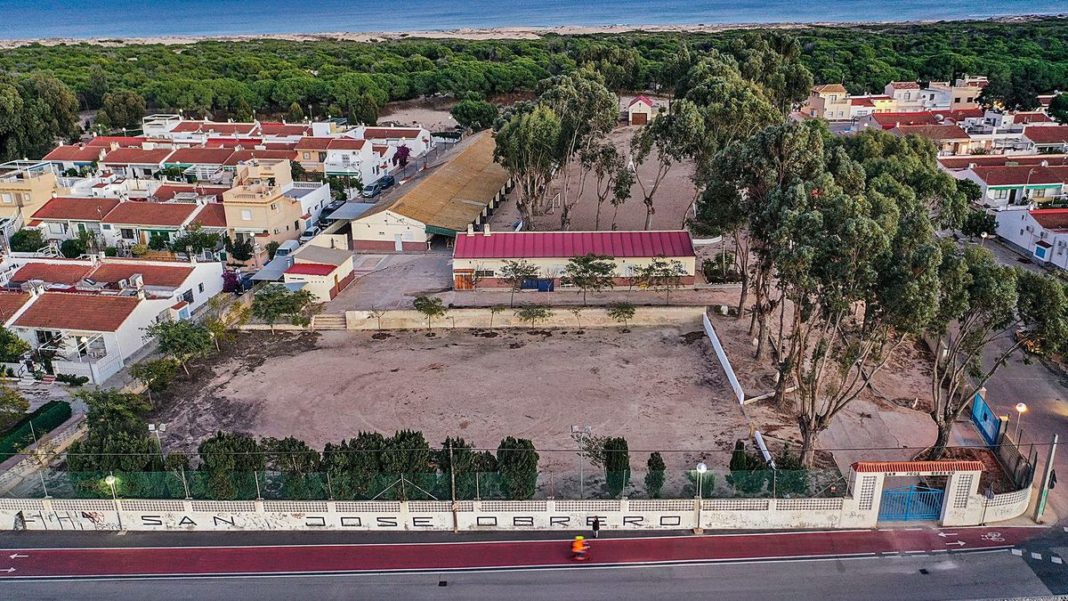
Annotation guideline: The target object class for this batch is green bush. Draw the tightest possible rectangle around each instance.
[59,238,87,258]
[55,373,90,387]
[0,400,73,461]
[104,246,119,257]
[9,229,45,253]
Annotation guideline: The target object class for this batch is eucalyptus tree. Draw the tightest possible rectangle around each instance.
[493,104,561,229]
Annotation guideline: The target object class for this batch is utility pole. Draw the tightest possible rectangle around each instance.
[1033,433,1058,523]
[448,441,458,533]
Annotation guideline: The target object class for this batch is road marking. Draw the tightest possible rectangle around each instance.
[1031,552,1043,560]
[1012,549,1024,556]
[1,568,14,573]
[1051,556,1062,565]
[8,554,28,559]
[945,541,966,547]
[937,532,958,538]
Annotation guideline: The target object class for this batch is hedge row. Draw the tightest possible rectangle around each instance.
[0,401,73,462]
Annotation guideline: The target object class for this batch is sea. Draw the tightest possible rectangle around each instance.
[0,0,1063,40]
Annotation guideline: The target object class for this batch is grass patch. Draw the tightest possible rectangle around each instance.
[0,400,72,461]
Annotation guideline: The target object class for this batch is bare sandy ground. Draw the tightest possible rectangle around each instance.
[488,123,698,232]
[154,327,748,476]
[379,98,456,132]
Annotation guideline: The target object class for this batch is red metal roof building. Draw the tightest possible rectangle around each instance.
[13,292,141,332]
[30,197,121,222]
[284,263,337,276]
[190,203,228,228]
[101,201,200,227]
[9,263,95,286]
[454,230,696,259]
[1030,208,1068,231]
[89,263,194,288]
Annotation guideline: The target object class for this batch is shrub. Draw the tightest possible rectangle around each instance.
[55,373,90,387]
[104,246,119,257]
[0,400,72,461]
[130,243,149,256]
[9,229,45,253]
[603,437,630,497]
[59,238,87,258]
[645,452,666,498]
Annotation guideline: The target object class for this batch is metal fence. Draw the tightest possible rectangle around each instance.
[4,466,847,502]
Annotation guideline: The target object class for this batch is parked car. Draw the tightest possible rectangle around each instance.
[324,199,345,212]
[299,226,321,243]
[275,239,300,257]
[379,174,396,189]
[361,175,397,199]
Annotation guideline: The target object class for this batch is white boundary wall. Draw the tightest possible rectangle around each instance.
[703,313,744,404]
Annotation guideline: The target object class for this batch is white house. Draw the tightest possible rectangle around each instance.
[883,82,925,113]
[995,207,1068,271]
[958,164,1068,208]
[29,197,121,242]
[627,95,657,125]
[322,138,381,183]
[353,126,433,158]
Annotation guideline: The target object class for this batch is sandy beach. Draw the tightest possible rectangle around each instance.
[0,15,1057,50]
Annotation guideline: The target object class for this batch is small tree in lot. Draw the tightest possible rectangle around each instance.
[0,383,29,431]
[607,302,636,328]
[145,320,215,375]
[603,437,630,498]
[497,437,539,500]
[9,229,45,253]
[634,257,686,304]
[645,452,666,498]
[488,305,506,328]
[562,254,616,306]
[368,306,385,330]
[499,260,539,307]
[130,358,181,402]
[252,285,316,330]
[0,327,30,363]
[515,305,552,329]
[412,296,446,330]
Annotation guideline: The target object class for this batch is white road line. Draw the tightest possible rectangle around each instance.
[1031,552,1043,560]
[1011,549,1024,556]
[1051,556,1062,565]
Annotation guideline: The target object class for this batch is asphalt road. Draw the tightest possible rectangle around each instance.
[0,551,1060,601]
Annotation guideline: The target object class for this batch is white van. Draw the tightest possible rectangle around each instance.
[274,240,300,258]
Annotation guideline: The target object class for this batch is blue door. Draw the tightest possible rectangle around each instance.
[879,485,944,521]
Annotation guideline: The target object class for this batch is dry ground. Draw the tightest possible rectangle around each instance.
[488,124,698,232]
[152,326,748,474]
[379,97,456,132]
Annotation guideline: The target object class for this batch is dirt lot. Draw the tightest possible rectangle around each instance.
[152,326,748,474]
[379,97,456,132]
[488,124,698,232]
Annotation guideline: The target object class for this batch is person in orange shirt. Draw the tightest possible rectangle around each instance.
[570,535,589,561]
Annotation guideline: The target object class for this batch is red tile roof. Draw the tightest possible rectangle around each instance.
[13,292,141,332]
[870,112,940,128]
[263,142,297,151]
[0,291,32,320]
[31,197,120,222]
[43,145,105,163]
[165,147,235,165]
[850,97,875,107]
[971,165,1068,186]
[852,460,983,473]
[285,262,337,276]
[89,262,194,288]
[101,201,199,226]
[204,137,263,148]
[453,230,696,260]
[171,121,258,135]
[628,95,654,107]
[223,149,297,166]
[0,292,31,320]
[887,81,921,90]
[892,124,970,141]
[101,147,173,165]
[1024,126,1068,145]
[1014,112,1053,124]
[191,203,227,228]
[260,122,312,136]
[931,108,984,122]
[86,136,146,148]
[812,84,847,94]
[10,262,95,285]
[939,154,1068,170]
[362,127,424,140]
[327,138,367,151]
[295,137,333,151]
[1030,208,1068,231]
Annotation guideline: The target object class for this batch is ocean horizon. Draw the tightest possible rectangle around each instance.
[0,0,1064,40]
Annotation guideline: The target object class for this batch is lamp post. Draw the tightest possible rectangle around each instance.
[105,473,124,532]
[148,423,166,463]
[1013,403,1028,442]
[980,231,988,247]
[694,462,708,535]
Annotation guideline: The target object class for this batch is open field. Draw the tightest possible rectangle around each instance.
[152,326,747,474]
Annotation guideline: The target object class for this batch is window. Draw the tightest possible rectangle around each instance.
[270,203,277,211]
[475,270,495,278]
[294,220,299,230]
[241,209,252,221]
[1032,188,1048,198]
[993,189,1009,200]
[954,97,962,103]
[198,283,205,293]
[120,228,135,240]
[967,97,974,103]
[48,222,64,235]
[302,152,311,160]
[0,193,11,204]
[101,224,111,230]
[273,228,280,234]
[181,289,194,304]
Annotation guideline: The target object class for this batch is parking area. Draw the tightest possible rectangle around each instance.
[325,253,452,310]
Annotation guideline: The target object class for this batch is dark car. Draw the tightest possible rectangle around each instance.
[379,174,396,189]
[361,175,397,199]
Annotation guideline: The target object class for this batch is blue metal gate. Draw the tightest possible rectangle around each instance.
[970,391,1001,446]
[878,485,945,521]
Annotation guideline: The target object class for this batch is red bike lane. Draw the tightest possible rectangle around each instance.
[0,526,1042,579]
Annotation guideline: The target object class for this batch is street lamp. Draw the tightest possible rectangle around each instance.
[148,423,166,463]
[1013,403,1028,442]
[694,463,708,535]
[980,231,988,246]
[105,473,124,532]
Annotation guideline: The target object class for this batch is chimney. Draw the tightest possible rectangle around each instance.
[483,224,491,237]
[130,273,144,290]
[467,224,474,237]
[136,288,146,300]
